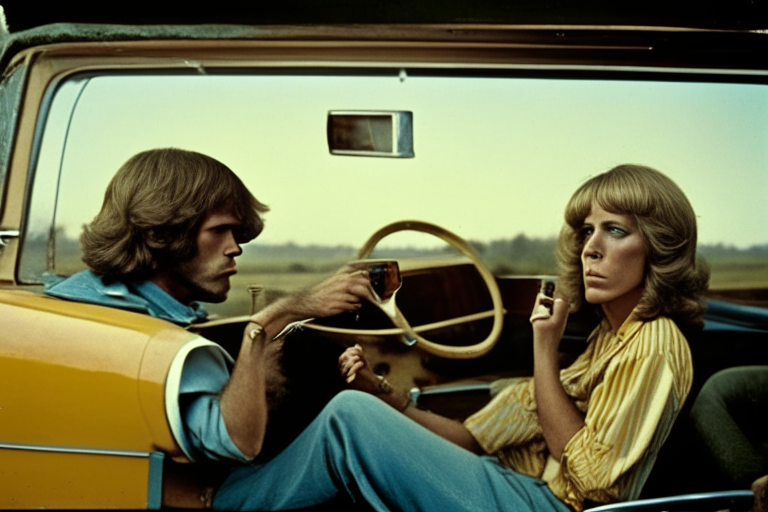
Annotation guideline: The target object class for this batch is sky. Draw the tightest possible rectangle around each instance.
[28,73,768,250]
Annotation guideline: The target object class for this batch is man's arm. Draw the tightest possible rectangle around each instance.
[218,266,377,459]
[217,323,271,458]
[251,266,376,341]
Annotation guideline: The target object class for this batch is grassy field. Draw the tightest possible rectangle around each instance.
[207,257,768,318]
[36,236,768,317]
[208,270,334,318]
[706,259,768,289]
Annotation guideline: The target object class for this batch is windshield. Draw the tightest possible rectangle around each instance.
[22,71,768,316]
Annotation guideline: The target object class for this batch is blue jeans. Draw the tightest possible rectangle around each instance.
[214,390,570,512]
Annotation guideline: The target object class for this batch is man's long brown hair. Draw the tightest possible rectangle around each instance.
[81,148,269,280]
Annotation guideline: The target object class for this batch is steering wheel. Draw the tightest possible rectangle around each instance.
[307,220,505,359]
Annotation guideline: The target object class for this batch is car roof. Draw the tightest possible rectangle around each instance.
[1,22,767,79]
[1,1,766,72]
[3,1,768,31]
[0,0,768,69]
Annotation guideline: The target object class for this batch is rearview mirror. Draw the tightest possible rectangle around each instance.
[327,111,414,158]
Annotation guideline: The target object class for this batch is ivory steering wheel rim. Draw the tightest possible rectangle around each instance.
[355,220,505,359]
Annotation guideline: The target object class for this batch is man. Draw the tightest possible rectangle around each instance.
[45,147,375,464]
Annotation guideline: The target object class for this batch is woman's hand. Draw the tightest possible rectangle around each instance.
[338,344,390,395]
[340,346,484,454]
[530,293,569,353]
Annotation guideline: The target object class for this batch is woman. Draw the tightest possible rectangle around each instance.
[213,164,709,512]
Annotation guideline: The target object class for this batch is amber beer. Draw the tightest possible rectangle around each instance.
[348,259,402,302]
[348,259,417,346]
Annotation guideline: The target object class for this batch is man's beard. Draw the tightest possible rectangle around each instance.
[170,260,230,303]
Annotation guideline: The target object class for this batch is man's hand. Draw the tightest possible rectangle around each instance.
[294,266,377,319]
[251,265,377,341]
[219,264,380,457]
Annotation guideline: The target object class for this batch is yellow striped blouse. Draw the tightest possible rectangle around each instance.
[464,315,693,511]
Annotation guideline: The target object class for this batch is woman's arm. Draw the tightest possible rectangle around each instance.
[339,345,483,454]
[404,407,483,454]
[530,294,585,460]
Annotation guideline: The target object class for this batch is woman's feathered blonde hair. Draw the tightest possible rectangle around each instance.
[557,164,709,328]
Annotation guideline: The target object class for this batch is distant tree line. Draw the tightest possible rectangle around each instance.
[27,230,768,278]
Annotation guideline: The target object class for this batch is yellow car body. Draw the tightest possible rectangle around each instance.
[0,289,192,507]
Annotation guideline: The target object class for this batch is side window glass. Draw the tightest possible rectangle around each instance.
[18,78,91,282]
[0,65,26,218]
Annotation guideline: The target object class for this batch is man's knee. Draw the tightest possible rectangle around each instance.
[319,390,398,436]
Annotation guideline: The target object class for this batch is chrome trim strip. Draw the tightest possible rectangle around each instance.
[421,383,493,395]
[0,441,151,458]
[453,64,768,76]
[587,490,754,512]
[410,382,492,405]
[0,230,20,247]
[208,62,768,77]
[147,452,164,510]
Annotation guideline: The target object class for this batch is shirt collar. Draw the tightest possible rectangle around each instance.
[43,270,208,325]
[130,280,208,325]
[600,310,643,342]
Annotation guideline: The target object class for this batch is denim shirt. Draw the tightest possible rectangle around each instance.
[43,270,209,325]
[43,270,249,463]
